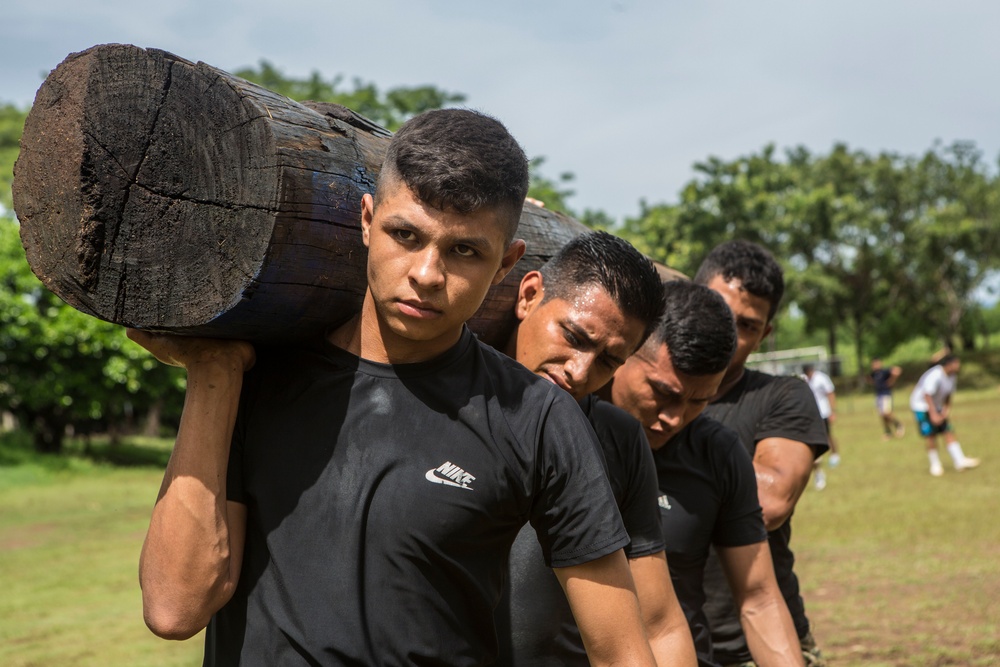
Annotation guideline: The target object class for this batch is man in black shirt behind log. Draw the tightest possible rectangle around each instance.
[128,109,657,666]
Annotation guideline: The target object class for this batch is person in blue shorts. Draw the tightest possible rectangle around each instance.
[909,353,980,477]
[868,358,904,440]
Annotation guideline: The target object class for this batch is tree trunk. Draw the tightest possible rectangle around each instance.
[13,44,677,348]
[27,411,65,454]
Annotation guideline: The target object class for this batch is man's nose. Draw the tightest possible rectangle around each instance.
[410,247,446,289]
[564,352,597,389]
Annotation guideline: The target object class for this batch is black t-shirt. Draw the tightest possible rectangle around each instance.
[871,368,894,395]
[205,328,629,666]
[496,395,665,666]
[701,369,829,665]
[653,415,766,667]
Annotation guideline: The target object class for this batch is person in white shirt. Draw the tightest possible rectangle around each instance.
[802,364,839,489]
[909,354,980,477]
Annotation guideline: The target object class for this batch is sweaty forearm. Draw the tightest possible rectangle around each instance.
[139,360,246,639]
[753,466,800,531]
[740,594,805,667]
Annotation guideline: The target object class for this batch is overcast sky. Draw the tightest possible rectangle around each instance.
[5,0,1000,222]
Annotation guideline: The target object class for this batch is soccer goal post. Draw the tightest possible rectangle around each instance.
[746,345,841,377]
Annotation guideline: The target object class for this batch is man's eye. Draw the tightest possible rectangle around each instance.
[393,229,416,242]
[453,244,476,257]
[562,328,580,346]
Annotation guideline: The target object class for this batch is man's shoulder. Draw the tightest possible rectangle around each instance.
[473,338,568,406]
[583,395,644,438]
[730,368,812,406]
[685,415,746,457]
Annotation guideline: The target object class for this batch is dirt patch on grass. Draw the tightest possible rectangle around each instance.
[805,565,1000,666]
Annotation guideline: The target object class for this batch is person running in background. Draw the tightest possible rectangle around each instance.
[909,353,980,477]
[868,358,904,440]
[802,364,839,491]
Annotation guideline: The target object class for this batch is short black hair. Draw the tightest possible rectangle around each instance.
[937,353,959,367]
[802,363,815,374]
[375,108,529,242]
[693,239,785,322]
[647,280,736,376]
[539,232,665,347]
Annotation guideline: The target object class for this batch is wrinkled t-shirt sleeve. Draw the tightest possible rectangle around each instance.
[712,428,766,548]
[530,390,630,568]
[756,378,830,459]
[225,368,258,506]
[619,426,666,559]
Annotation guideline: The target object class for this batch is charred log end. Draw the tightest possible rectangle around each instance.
[76,209,105,291]
[15,44,283,329]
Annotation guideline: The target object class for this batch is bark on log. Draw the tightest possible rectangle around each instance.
[13,44,681,347]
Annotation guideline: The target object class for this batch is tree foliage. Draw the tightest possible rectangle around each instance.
[618,141,1000,370]
[0,103,29,219]
[0,218,184,452]
[234,60,465,132]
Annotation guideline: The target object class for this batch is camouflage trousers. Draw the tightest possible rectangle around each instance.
[722,631,826,667]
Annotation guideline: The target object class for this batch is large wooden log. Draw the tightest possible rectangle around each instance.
[13,44,680,347]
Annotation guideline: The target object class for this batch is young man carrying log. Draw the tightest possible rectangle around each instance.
[604,280,804,667]
[496,231,697,666]
[129,109,656,666]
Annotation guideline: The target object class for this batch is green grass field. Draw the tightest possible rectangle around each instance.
[1,385,998,666]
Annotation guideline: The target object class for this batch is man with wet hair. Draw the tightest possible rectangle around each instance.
[606,280,804,667]
[498,231,696,666]
[693,240,829,667]
[130,109,656,666]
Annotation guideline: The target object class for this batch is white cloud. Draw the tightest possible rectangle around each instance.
[4,0,1000,220]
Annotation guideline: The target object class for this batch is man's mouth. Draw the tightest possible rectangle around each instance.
[541,371,575,395]
[397,299,442,319]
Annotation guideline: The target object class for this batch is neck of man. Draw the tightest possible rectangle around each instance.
[710,364,746,403]
[328,290,462,364]
[501,322,521,360]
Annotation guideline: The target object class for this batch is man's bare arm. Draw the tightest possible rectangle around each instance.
[717,541,804,667]
[753,437,815,531]
[555,550,656,666]
[629,552,697,666]
[130,330,254,640]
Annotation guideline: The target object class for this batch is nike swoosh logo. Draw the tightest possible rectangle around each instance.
[425,469,473,490]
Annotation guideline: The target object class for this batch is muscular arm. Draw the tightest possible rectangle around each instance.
[717,541,804,667]
[555,550,657,667]
[629,552,697,667]
[130,330,254,639]
[753,437,815,531]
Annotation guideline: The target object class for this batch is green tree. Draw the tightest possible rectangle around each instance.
[0,219,184,452]
[619,141,1000,373]
[234,60,465,132]
[0,103,29,219]
[526,156,576,215]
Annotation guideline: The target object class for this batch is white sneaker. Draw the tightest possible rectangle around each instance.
[956,457,981,471]
[930,462,944,477]
[814,470,827,490]
[828,453,841,468]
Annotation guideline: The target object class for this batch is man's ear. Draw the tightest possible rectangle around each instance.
[492,239,527,286]
[754,323,774,351]
[515,270,544,322]
[361,193,375,248]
